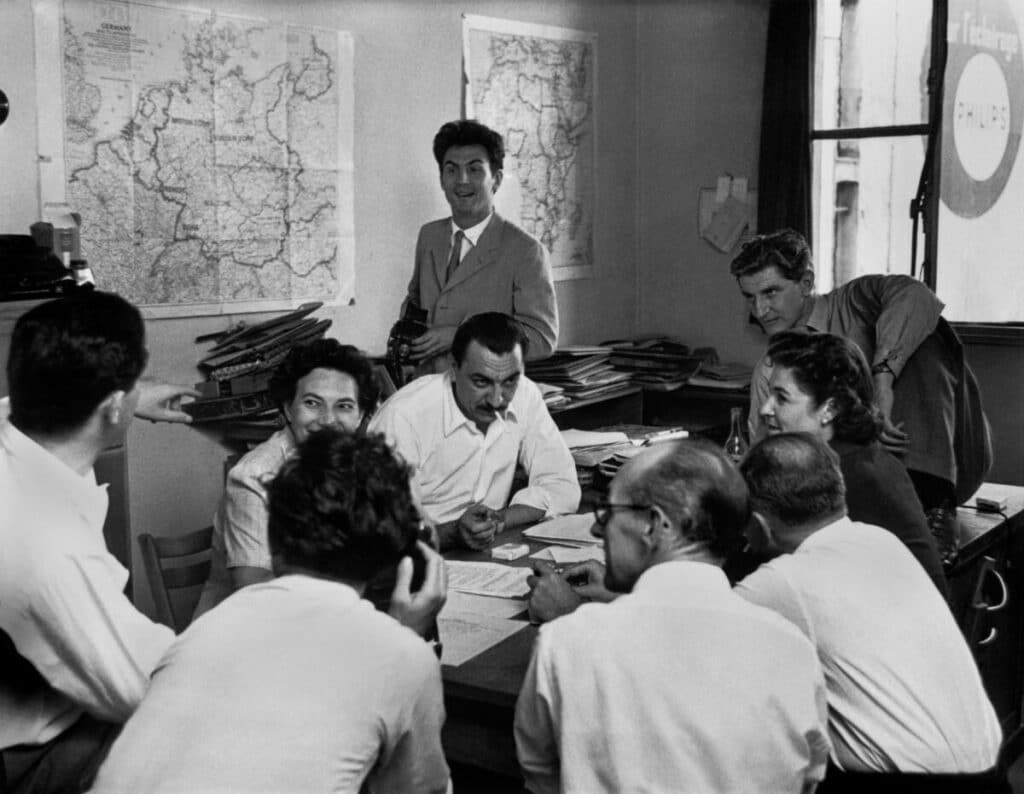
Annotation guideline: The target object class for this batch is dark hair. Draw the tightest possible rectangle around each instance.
[451,312,530,365]
[7,292,148,436]
[741,433,846,526]
[266,429,420,582]
[432,119,505,174]
[268,339,379,415]
[626,439,750,559]
[767,330,882,444]
[730,228,813,280]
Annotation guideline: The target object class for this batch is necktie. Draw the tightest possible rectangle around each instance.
[445,230,465,284]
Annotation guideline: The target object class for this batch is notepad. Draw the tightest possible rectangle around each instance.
[522,513,601,547]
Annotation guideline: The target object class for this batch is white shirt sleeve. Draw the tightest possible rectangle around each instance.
[514,629,562,794]
[510,383,581,516]
[24,551,175,722]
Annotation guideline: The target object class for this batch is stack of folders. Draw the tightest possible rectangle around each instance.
[184,302,332,422]
[686,361,753,391]
[526,346,633,403]
[604,337,714,391]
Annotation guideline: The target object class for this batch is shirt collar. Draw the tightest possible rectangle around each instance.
[797,515,853,552]
[628,559,732,603]
[450,212,493,248]
[0,414,108,528]
[440,370,520,437]
[805,293,829,332]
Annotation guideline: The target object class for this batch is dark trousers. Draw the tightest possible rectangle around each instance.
[1,715,119,794]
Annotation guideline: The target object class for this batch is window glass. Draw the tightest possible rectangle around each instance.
[937,0,1024,321]
[814,0,932,131]
[811,136,925,294]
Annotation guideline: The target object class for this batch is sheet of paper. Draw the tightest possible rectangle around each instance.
[522,513,601,547]
[441,589,527,619]
[560,428,630,449]
[445,561,532,598]
[529,545,605,565]
[438,611,528,667]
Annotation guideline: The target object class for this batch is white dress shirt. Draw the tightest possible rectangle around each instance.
[515,560,831,794]
[0,409,174,749]
[736,517,1002,772]
[368,372,579,524]
[91,575,450,794]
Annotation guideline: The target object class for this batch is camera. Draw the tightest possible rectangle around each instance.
[385,303,429,388]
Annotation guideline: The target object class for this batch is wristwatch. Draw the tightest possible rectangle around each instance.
[871,361,895,377]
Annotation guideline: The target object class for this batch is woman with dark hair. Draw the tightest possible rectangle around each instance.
[759,330,948,597]
[193,339,380,617]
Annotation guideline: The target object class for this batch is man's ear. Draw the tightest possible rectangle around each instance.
[99,390,127,427]
[799,270,815,296]
[644,505,672,550]
[492,168,503,194]
[749,511,776,551]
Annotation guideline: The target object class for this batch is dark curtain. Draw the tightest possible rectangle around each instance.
[757,0,814,243]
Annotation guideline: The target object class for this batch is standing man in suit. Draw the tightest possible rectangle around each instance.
[404,119,558,373]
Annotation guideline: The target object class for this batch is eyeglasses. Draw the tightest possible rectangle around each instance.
[592,499,652,527]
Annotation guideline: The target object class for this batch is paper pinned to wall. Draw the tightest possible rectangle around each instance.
[698,175,757,254]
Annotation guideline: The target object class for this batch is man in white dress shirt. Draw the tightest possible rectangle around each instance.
[370,312,579,551]
[514,439,831,794]
[0,292,180,793]
[91,430,450,793]
[736,433,1002,783]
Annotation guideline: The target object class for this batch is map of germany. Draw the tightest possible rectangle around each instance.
[466,17,596,276]
[55,1,353,311]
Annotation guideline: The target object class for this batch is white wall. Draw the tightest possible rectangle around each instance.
[0,0,771,615]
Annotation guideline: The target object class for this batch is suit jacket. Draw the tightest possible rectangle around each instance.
[405,213,558,366]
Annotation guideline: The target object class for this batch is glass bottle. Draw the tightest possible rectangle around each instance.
[724,406,749,464]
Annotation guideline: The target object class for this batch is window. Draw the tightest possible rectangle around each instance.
[811,0,1024,322]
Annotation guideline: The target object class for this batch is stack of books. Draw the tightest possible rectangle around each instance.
[526,346,633,403]
[185,302,332,422]
[604,337,712,391]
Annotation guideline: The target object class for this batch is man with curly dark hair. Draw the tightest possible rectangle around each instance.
[194,338,380,616]
[92,429,449,793]
[401,118,558,373]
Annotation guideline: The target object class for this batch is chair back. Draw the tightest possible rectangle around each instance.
[138,526,214,633]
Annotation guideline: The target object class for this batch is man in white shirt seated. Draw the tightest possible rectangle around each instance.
[369,312,579,551]
[735,433,1002,783]
[91,429,450,794]
[0,292,186,793]
[514,439,831,794]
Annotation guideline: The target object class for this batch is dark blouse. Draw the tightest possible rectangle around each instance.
[833,439,949,599]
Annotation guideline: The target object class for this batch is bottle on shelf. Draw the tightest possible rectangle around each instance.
[724,406,749,464]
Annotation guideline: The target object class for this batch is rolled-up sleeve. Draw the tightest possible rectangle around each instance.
[510,384,580,516]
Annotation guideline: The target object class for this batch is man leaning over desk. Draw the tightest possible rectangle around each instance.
[403,119,558,373]
[369,312,579,551]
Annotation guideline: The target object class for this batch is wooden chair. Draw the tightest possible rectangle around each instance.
[138,526,214,633]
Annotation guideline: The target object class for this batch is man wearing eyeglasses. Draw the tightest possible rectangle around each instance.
[514,439,831,794]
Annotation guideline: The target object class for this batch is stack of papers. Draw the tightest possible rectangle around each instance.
[522,513,601,547]
[687,361,752,391]
[527,347,634,402]
[605,337,711,390]
[529,544,604,565]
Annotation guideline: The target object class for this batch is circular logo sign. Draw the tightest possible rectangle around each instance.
[940,0,1024,218]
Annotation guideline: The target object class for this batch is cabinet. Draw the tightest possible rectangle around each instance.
[948,489,1024,747]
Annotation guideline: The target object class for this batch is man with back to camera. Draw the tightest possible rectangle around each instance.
[90,429,450,793]
[736,433,1002,786]
[369,312,579,551]
[729,228,991,555]
[0,292,197,793]
[514,438,831,794]
[403,118,559,372]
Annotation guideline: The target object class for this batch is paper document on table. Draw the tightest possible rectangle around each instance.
[529,545,604,565]
[445,561,532,599]
[439,611,527,667]
[561,428,629,449]
[522,513,600,547]
[441,589,527,619]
